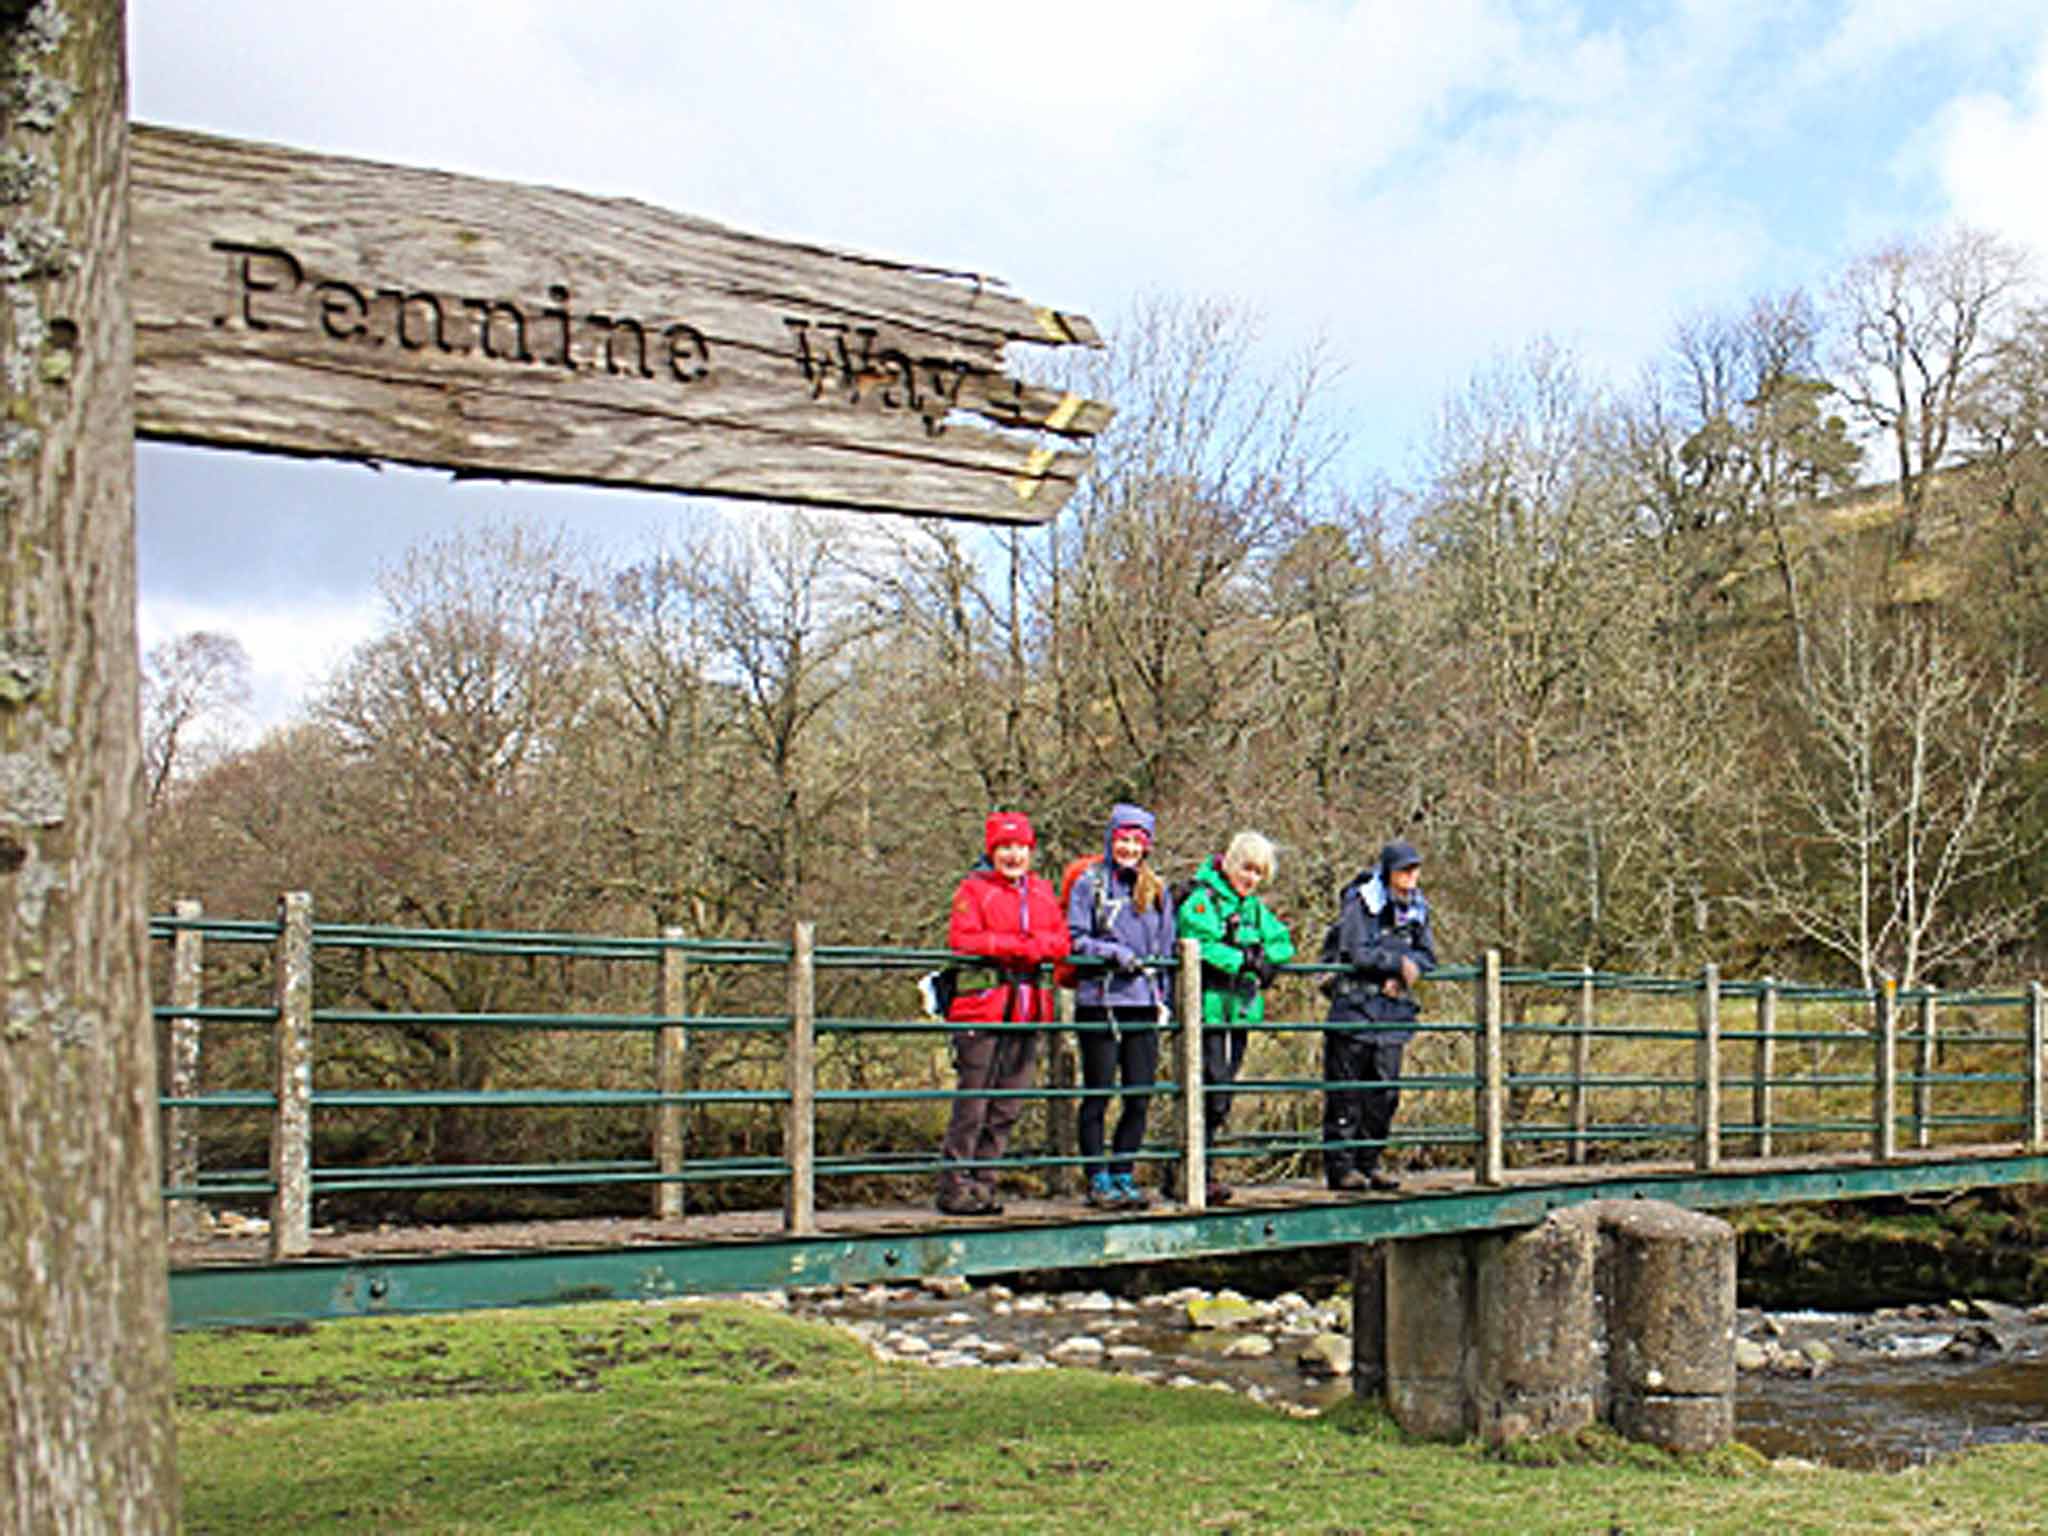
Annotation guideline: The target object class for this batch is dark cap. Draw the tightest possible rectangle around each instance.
[1379,840,1422,877]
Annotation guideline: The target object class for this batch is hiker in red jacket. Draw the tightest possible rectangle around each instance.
[936,810,1070,1215]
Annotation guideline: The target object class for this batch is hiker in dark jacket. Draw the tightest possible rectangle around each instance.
[1323,840,1437,1192]
[1066,802,1177,1209]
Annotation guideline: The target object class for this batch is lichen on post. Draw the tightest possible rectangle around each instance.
[1,1,180,1527]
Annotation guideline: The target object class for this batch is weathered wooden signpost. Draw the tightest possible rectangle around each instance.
[4,5,1108,1521]
[129,125,1109,521]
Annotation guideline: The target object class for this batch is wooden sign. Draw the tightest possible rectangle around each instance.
[130,126,1111,524]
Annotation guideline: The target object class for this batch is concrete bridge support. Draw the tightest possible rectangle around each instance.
[1356,1200,1735,1452]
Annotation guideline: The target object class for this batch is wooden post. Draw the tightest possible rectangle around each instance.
[163,899,206,1241]
[1569,965,1593,1165]
[1754,978,1777,1159]
[270,891,314,1259]
[1694,963,1720,1173]
[1350,1242,1387,1400]
[1047,988,1079,1196]
[1872,976,1897,1163]
[1476,950,1504,1186]
[2027,982,2044,1153]
[652,926,687,1220]
[1177,936,1206,1210]
[0,6,178,1522]
[784,920,817,1235]
[1913,989,1937,1152]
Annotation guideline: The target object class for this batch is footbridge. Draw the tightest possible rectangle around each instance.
[157,900,2048,1330]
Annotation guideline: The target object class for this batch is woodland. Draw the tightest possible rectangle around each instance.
[148,224,2048,987]
[141,226,2048,1189]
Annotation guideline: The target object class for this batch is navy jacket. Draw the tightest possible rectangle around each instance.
[1325,870,1437,1042]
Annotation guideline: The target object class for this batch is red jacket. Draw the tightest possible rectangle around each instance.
[946,866,1070,1025]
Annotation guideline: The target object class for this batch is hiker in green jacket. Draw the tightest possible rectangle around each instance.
[1176,830,1294,1204]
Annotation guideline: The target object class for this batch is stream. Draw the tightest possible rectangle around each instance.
[775,1284,2048,1469]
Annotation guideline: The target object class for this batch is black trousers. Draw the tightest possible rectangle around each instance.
[1075,1006,1159,1178]
[1203,1025,1249,1143]
[1323,1033,1406,1181]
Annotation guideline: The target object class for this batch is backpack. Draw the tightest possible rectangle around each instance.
[1317,915,1344,998]
[1051,854,1106,989]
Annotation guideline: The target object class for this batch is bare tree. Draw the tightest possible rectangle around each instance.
[1756,598,2038,989]
[141,628,252,805]
[1830,227,2031,555]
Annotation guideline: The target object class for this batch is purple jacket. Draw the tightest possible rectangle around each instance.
[1067,803,1177,1013]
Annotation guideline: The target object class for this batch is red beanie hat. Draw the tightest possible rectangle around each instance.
[984,810,1036,854]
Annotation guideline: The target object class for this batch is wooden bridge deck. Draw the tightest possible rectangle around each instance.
[166,1141,2048,1330]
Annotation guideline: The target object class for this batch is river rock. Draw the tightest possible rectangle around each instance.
[921,1276,972,1300]
[1013,1295,1051,1315]
[1802,1339,1835,1372]
[1107,1345,1150,1363]
[1222,1334,1276,1359]
[939,1311,975,1327]
[1943,1324,2005,1360]
[1051,1335,1107,1363]
[1734,1339,1769,1373]
[951,1333,989,1353]
[928,1351,980,1368]
[985,1284,1014,1302]
[1187,1293,1262,1331]
[888,1334,932,1357]
[1297,1332,1354,1378]
[1063,1291,1117,1313]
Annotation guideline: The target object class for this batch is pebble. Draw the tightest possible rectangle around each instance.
[1063,1291,1117,1313]
[1050,1336,1106,1363]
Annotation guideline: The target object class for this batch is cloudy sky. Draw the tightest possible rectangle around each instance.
[129,1,2048,725]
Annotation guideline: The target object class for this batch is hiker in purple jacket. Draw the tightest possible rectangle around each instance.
[1067,802,1177,1209]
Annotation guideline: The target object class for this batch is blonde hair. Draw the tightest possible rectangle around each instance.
[1222,831,1276,881]
[1133,862,1164,914]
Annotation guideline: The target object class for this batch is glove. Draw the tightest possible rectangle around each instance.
[1233,965,1262,1000]
[1241,942,1280,989]
[1113,944,1142,973]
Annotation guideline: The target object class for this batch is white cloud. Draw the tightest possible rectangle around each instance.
[139,593,382,736]
[1931,34,2048,264]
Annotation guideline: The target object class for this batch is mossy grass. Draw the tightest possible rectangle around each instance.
[177,1299,2048,1533]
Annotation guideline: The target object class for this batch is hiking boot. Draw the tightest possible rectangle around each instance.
[936,1185,984,1216]
[973,1183,1005,1215]
[1113,1174,1151,1209]
[1329,1169,1369,1192]
[1086,1172,1120,1209]
[1368,1170,1402,1193]
[1204,1180,1234,1205]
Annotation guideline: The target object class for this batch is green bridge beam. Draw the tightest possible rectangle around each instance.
[168,1152,2048,1330]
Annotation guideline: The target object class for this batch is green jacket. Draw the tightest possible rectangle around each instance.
[1176,856,1296,1026]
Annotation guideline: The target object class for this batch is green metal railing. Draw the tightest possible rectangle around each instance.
[151,897,2048,1260]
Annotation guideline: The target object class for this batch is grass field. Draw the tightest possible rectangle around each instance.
[174,1298,2048,1534]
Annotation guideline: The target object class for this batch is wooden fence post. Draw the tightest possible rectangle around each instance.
[1873,976,1897,1163]
[653,926,687,1220]
[1569,965,1592,1166]
[784,920,816,1235]
[1177,936,1206,1210]
[2027,981,2044,1153]
[1754,978,1777,1158]
[1476,950,1504,1186]
[165,899,205,1241]
[1694,963,1720,1173]
[270,891,314,1260]
[1914,989,1938,1152]
[1048,989,1078,1197]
